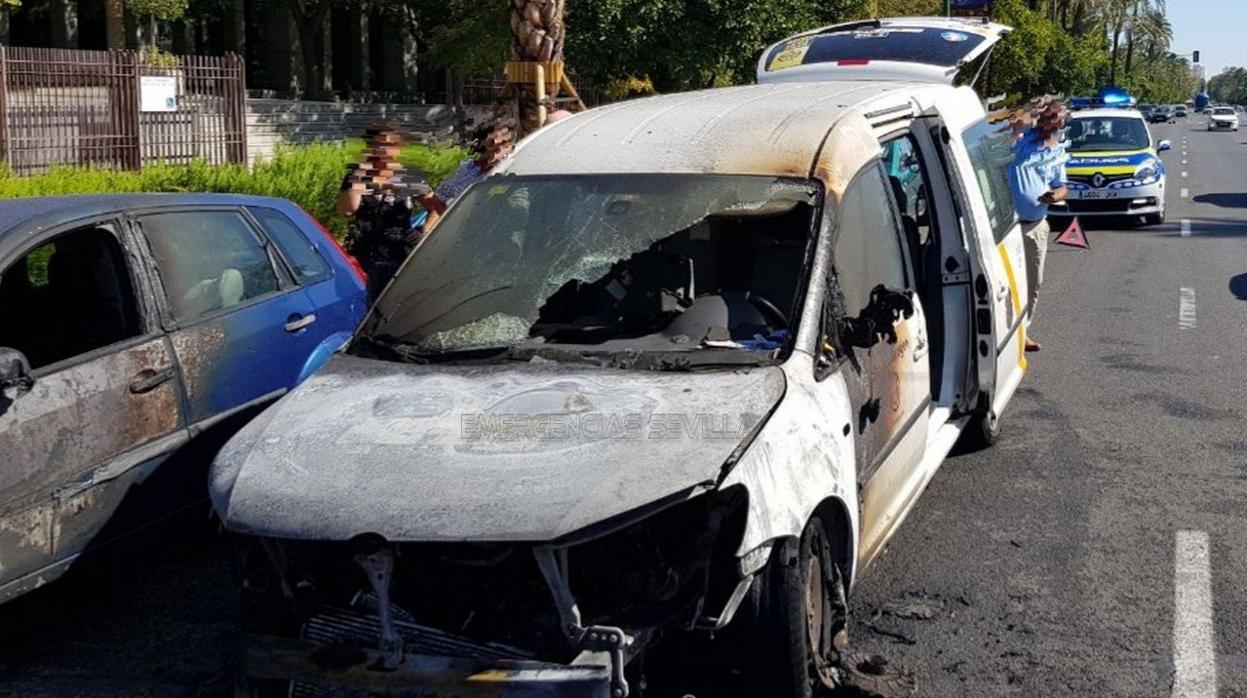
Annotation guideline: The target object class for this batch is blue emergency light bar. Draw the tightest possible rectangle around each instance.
[1096,87,1137,107]
[1068,88,1137,111]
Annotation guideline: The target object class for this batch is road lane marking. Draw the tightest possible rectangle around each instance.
[1182,171,1189,178]
[1181,219,1192,237]
[1173,531,1217,698]
[1182,159,1189,165]
[1181,188,1190,199]
[1179,288,1197,329]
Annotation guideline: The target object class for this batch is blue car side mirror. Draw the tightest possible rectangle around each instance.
[1157,140,1172,152]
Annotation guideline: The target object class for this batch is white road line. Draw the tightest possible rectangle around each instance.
[1181,219,1192,237]
[1182,171,1189,178]
[1181,188,1190,199]
[1179,288,1198,329]
[1182,160,1189,165]
[1173,531,1217,698]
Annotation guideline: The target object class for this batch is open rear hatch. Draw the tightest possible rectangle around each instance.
[757,16,1010,86]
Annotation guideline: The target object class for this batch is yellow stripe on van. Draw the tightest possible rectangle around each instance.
[1066,165,1136,176]
[996,242,1028,373]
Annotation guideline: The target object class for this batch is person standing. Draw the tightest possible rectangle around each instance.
[338,123,429,298]
[1007,99,1068,353]
[418,119,517,231]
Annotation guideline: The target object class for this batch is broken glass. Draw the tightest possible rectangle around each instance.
[359,174,819,364]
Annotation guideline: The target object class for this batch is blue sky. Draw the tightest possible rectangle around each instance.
[1168,3,1245,78]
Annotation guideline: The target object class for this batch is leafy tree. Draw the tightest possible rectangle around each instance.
[565,0,874,93]
[128,0,189,18]
[371,0,510,78]
[1208,67,1247,106]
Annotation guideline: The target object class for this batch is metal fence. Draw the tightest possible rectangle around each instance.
[0,47,247,174]
[461,74,603,111]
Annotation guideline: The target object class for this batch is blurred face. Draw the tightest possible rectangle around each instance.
[476,125,516,170]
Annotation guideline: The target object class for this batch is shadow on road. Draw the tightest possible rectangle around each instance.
[1230,273,1247,301]
[0,513,236,697]
[1192,193,1247,208]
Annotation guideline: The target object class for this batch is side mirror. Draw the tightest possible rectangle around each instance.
[838,285,916,349]
[0,347,33,391]
[1157,140,1172,152]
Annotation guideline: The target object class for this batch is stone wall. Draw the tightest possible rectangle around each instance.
[246,99,483,164]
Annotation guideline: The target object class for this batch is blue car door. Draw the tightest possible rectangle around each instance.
[134,208,324,426]
[245,204,368,366]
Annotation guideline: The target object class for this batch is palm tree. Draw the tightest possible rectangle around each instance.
[509,0,565,134]
[105,0,125,49]
[1122,1,1170,81]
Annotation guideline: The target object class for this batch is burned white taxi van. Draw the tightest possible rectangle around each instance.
[212,17,1027,698]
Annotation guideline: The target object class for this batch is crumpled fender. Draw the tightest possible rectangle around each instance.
[720,352,860,583]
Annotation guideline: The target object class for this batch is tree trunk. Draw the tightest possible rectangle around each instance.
[1123,4,1139,80]
[290,0,331,99]
[105,0,125,49]
[509,0,566,135]
[1109,21,1124,84]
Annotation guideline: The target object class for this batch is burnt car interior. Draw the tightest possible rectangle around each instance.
[531,206,811,347]
[0,225,141,370]
[359,175,819,364]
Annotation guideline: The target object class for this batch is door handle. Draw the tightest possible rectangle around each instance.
[130,368,175,395]
[284,313,317,333]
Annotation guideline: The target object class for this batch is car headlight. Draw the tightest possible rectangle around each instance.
[1134,160,1161,183]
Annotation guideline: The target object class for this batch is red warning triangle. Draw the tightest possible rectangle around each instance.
[1054,217,1089,249]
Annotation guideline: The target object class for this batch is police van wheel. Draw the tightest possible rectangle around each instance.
[1144,211,1165,226]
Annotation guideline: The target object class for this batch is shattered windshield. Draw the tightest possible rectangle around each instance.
[356,174,819,366]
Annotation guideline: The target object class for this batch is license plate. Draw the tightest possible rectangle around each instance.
[1079,190,1119,200]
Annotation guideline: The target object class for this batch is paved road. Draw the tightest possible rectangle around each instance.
[3,119,1247,698]
[847,119,1247,697]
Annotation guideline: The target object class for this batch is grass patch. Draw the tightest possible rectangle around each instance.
[344,138,468,183]
[0,140,469,239]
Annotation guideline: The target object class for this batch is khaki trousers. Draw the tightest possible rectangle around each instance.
[1021,219,1049,324]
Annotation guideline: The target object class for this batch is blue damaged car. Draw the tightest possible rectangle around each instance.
[0,194,368,603]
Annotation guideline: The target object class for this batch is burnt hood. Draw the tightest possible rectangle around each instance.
[210,354,785,543]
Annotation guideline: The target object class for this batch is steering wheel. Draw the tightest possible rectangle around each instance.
[748,293,789,330]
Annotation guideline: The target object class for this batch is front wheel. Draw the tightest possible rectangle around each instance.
[1144,210,1165,226]
[739,515,847,698]
[959,401,1001,451]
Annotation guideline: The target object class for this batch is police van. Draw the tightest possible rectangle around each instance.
[1052,101,1172,225]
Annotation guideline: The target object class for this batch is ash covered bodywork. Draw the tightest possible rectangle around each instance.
[215,55,1027,697]
[0,194,367,604]
[211,355,785,542]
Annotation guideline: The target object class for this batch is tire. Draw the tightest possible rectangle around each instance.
[739,515,848,698]
[959,401,1000,451]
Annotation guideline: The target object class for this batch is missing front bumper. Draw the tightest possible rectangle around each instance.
[240,635,613,698]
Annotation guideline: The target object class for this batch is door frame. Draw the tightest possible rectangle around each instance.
[0,213,166,378]
[125,205,304,334]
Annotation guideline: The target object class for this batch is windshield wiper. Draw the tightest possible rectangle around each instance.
[353,336,514,365]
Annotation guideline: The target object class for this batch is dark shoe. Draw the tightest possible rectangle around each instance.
[1025,338,1042,353]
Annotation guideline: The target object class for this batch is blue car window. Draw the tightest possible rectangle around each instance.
[140,210,281,323]
[248,207,332,285]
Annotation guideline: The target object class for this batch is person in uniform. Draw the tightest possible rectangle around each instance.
[1008,97,1069,353]
[337,123,430,298]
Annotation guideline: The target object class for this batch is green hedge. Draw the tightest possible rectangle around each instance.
[0,141,469,239]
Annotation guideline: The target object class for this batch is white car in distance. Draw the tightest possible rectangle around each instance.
[1208,106,1239,131]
